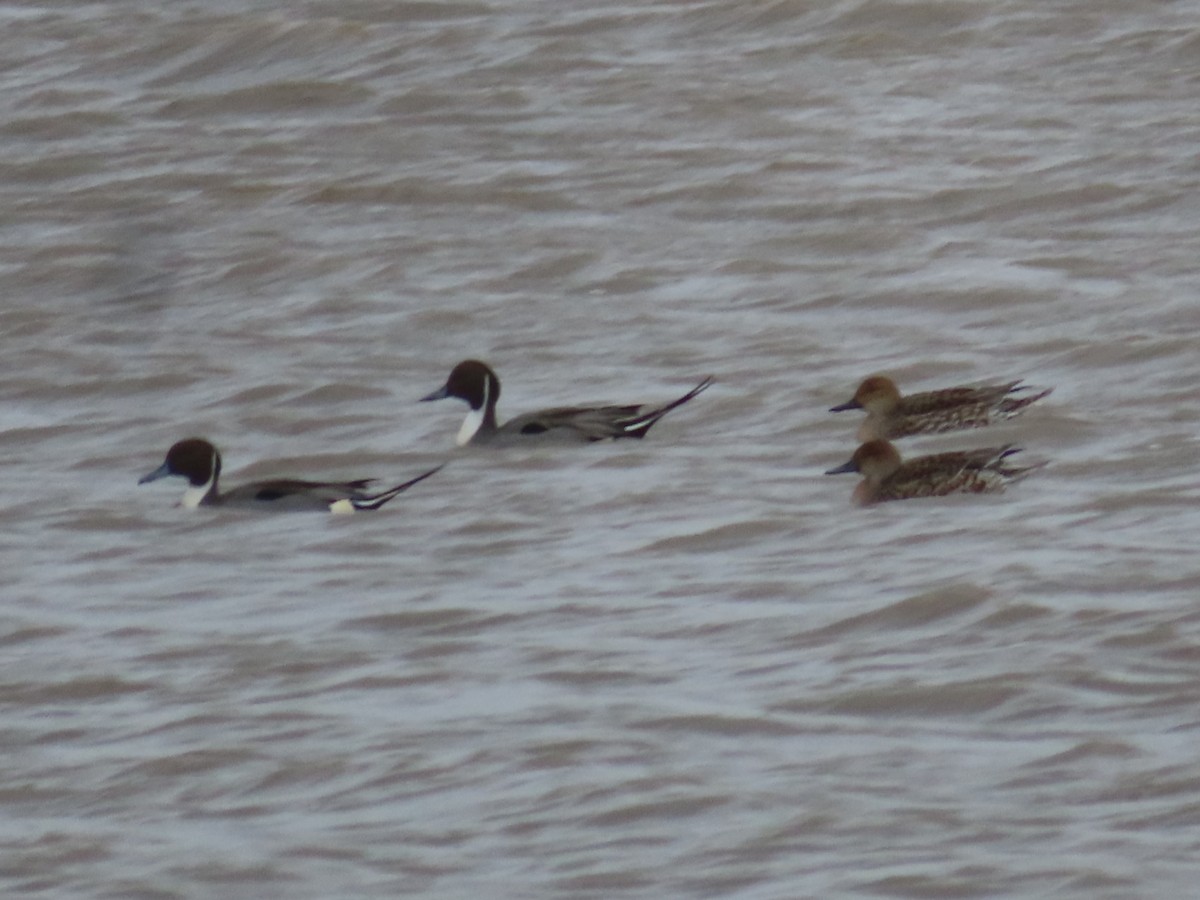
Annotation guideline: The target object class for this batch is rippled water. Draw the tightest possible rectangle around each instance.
[4,0,1200,896]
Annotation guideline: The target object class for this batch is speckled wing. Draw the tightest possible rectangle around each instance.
[877,446,1020,500]
[896,382,1022,416]
[883,382,1049,438]
[885,400,1011,438]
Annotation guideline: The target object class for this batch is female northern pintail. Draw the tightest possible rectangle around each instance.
[830,375,1052,441]
[825,439,1044,506]
[421,360,713,446]
[139,438,442,513]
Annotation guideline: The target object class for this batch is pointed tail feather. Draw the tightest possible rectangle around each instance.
[620,376,714,438]
[998,458,1048,482]
[981,442,1047,481]
[999,385,1052,416]
[350,464,445,511]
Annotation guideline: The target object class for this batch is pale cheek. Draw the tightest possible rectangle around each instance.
[856,419,881,442]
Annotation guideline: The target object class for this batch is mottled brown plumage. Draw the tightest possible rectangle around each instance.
[825,439,1044,506]
[830,375,1052,441]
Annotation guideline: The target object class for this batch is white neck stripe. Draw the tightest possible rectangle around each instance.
[456,377,490,446]
[180,478,212,508]
[180,448,217,507]
[457,406,486,446]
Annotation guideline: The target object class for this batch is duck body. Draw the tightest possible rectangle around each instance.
[825,439,1043,505]
[421,360,712,446]
[139,438,441,513]
[831,375,1052,441]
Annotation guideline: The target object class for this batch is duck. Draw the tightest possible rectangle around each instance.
[824,438,1044,505]
[830,375,1052,441]
[139,438,442,513]
[421,360,713,446]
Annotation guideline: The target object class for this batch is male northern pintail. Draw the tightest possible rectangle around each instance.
[139,438,442,513]
[824,439,1044,506]
[421,360,713,446]
[830,375,1052,441]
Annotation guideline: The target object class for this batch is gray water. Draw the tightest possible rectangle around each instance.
[3,1,1200,897]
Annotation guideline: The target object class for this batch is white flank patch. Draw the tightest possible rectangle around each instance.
[328,498,357,515]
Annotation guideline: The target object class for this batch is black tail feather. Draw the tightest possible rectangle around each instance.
[351,464,444,511]
[620,375,714,438]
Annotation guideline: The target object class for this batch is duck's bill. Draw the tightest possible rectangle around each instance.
[138,462,171,484]
[824,459,858,475]
[828,399,862,412]
[420,384,450,402]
